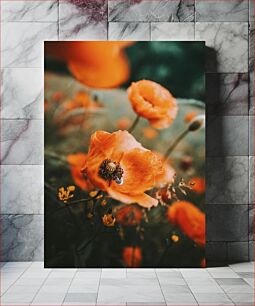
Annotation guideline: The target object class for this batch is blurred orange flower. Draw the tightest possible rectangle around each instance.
[54,91,102,129]
[116,117,132,130]
[123,247,142,267]
[189,177,206,194]
[116,205,143,226]
[143,127,158,140]
[127,80,178,129]
[46,41,132,88]
[83,130,163,208]
[167,201,205,247]
[61,91,102,112]
[154,152,175,188]
[67,153,94,191]
[184,111,198,123]
[201,258,206,268]
[52,91,64,102]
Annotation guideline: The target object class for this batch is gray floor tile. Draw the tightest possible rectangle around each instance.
[193,292,234,305]
[227,292,254,305]
[64,293,97,303]
[215,278,247,285]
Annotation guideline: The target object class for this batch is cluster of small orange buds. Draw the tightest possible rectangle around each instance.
[58,185,75,203]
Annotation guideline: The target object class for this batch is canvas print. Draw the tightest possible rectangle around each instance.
[44,41,205,268]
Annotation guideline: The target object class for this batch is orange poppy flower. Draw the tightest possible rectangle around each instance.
[184,111,198,123]
[116,117,132,130]
[127,80,178,129]
[201,258,206,268]
[189,177,206,194]
[54,91,102,128]
[167,201,205,247]
[154,152,175,188]
[116,205,143,226]
[67,153,94,191]
[46,41,132,88]
[122,247,142,267]
[52,91,64,102]
[142,127,158,140]
[83,130,163,208]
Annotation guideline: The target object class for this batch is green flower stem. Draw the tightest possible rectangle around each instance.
[128,115,140,133]
[164,128,190,160]
[45,150,68,165]
[45,186,101,217]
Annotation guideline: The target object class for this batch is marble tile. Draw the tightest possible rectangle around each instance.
[206,205,249,241]
[1,119,43,165]
[249,204,254,240]
[109,22,150,40]
[192,293,234,305]
[1,0,58,22]
[250,0,255,22]
[64,293,97,303]
[227,292,254,305]
[1,68,43,119]
[207,267,240,279]
[1,22,58,68]
[249,116,254,155]
[59,0,107,40]
[1,165,43,214]
[249,241,254,260]
[31,291,66,305]
[207,116,248,156]
[108,0,195,22]
[151,22,195,40]
[230,262,254,272]
[196,0,248,22]
[162,293,198,305]
[206,242,227,263]
[249,69,254,114]
[1,215,43,261]
[195,22,248,73]
[249,26,254,114]
[249,156,254,205]
[227,242,249,262]
[206,73,249,116]
[206,157,249,205]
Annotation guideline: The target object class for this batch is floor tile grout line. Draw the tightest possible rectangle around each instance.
[154,269,167,306]
[29,266,53,305]
[178,270,199,305]
[95,268,102,305]
[1,261,33,296]
[61,268,78,305]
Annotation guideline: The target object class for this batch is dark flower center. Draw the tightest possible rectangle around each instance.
[99,159,124,185]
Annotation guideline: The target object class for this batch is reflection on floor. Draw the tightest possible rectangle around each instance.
[1,262,254,305]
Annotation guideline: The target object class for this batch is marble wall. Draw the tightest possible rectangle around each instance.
[0,0,254,263]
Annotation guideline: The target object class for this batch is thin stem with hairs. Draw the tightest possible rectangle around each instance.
[128,115,140,133]
[164,128,189,160]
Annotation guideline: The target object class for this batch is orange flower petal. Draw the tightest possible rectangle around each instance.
[167,201,205,247]
[67,153,94,191]
[85,130,161,208]
[127,80,178,129]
